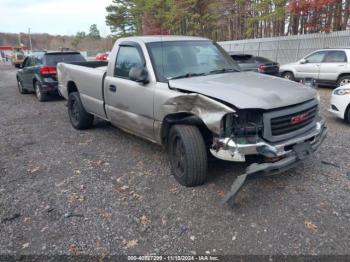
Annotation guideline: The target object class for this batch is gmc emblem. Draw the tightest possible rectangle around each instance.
[291,112,308,125]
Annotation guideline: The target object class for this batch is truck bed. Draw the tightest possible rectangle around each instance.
[57,62,107,119]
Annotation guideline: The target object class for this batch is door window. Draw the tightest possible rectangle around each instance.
[26,57,35,67]
[323,51,347,63]
[114,46,143,78]
[23,57,31,67]
[305,51,327,63]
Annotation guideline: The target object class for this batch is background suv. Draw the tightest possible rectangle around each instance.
[16,51,86,101]
[280,49,350,87]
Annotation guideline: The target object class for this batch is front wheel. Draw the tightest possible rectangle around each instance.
[17,78,27,94]
[337,75,350,87]
[168,125,208,187]
[68,92,94,130]
[282,72,295,81]
[345,106,350,124]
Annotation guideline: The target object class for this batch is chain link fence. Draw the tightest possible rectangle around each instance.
[218,30,350,65]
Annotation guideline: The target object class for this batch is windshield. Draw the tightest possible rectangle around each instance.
[44,53,86,66]
[147,40,240,81]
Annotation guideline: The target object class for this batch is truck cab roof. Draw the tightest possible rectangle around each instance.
[118,35,209,43]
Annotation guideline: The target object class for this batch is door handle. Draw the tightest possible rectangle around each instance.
[109,85,117,92]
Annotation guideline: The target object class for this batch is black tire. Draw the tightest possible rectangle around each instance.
[168,125,208,187]
[282,72,295,81]
[68,92,94,130]
[345,106,350,124]
[34,81,49,102]
[337,75,350,87]
[17,78,27,94]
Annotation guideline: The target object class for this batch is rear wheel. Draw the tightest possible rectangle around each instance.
[337,75,350,87]
[17,78,27,94]
[68,92,94,130]
[282,72,295,81]
[34,82,48,102]
[168,125,208,187]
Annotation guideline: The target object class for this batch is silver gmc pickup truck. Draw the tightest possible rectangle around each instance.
[58,36,327,204]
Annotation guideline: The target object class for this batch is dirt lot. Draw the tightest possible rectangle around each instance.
[0,64,349,256]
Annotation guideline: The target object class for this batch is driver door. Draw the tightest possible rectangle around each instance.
[294,51,327,80]
[104,43,155,141]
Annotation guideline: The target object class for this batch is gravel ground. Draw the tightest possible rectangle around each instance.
[0,64,349,256]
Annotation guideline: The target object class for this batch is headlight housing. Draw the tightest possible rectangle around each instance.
[334,89,350,95]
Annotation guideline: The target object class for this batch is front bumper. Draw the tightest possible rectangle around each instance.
[328,93,350,120]
[218,121,327,205]
[210,120,326,162]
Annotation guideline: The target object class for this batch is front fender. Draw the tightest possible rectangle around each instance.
[158,93,235,140]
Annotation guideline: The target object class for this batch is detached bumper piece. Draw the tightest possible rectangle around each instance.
[221,123,327,206]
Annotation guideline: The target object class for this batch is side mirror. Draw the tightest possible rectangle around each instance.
[300,59,308,64]
[129,66,149,84]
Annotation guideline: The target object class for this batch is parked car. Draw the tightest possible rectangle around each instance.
[57,36,327,203]
[280,49,350,87]
[95,52,109,61]
[329,85,350,123]
[16,51,86,101]
[229,53,280,76]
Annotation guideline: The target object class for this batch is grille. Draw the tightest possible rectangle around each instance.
[270,105,317,136]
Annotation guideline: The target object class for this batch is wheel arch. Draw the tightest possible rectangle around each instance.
[32,75,42,88]
[67,81,79,94]
[337,73,350,85]
[281,70,294,76]
[160,112,212,147]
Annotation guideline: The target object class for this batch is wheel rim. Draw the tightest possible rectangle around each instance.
[70,97,80,124]
[339,78,350,86]
[172,136,186,177]
[284,74,291,79]
[35,83,41,100]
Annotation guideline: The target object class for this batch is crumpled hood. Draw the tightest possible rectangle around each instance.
[169,71,317,110]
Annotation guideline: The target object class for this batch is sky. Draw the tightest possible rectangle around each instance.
[0,0,112,36]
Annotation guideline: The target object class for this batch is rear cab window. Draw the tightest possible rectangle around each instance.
[43,53,86,66]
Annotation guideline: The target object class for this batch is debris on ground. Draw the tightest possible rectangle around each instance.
[321,160,340,168]
[305,220,318,234]
[125,239,139,249]
[27,165,40,174]
[68,244,78,255]
[140,215,151,225]
[64,212,84,219]
[2,213,21,223]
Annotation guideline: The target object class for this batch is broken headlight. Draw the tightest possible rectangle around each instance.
[222,110,264,138]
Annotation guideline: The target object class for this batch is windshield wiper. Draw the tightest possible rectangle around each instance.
[168,72,206,80]
[209,68,239,75]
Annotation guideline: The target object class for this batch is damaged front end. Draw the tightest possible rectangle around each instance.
[210,101,327,205]
[160,92,327,206]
